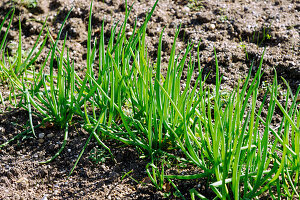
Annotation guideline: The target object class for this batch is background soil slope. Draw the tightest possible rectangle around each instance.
[0,0,299,199]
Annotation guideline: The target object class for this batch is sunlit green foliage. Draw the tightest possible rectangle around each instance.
[0,1,299,199]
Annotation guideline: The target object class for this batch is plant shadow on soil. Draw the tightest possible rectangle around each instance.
[0,108,218,199]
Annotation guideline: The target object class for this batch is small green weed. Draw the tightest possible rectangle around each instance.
[218,8,228,22]
[89,147,109,164]
[12,0,37,8]
[239,37,249,60]
[252,25,272,46]
[187,0,203,11]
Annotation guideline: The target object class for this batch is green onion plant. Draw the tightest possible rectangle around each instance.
[0,1,299,199]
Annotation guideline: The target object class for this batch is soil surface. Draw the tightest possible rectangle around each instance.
[0,0,299,199]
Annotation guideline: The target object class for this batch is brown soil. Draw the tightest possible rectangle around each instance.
[0,0,299,199]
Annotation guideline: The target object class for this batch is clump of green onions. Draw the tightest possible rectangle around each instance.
[0,1,299,199]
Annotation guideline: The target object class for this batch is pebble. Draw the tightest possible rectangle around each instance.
[39,133,45,139]
[47,133,54,138]
[169,22,176,28]
[100,164,108,171]
[176,11,183,18]
[14,194,21,200]
[38,139,44,143]
[209,24,216,30]
[182,6,190,13]
[41,195,48,200]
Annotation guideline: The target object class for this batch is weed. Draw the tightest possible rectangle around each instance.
[252,25,272,46]
[12,0,37,8]
[218,8,228,22]
[187,0,203,11]
[89,147,109,164]
[239,25,272,61]
[239,36,249,60]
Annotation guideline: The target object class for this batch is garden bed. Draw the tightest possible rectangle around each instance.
[0,0,299,199]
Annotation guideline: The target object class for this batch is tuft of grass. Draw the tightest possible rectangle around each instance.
[0,1,299,199]
[187,0,203,11]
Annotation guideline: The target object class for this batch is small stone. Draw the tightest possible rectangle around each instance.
[0,177,11,187]
[176,11,183,18]
[39,133,45,139]
[196,11,213,23]
[47,133,54,138]
[67,149,71,153]
[41,195,48,200]
[100,164,107,171]
[169,22,176,28]
[16,177,28,190]
[182,6,190,13]
[13,194,20,200]
[209,24,216,30]
[38,139,44,143]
